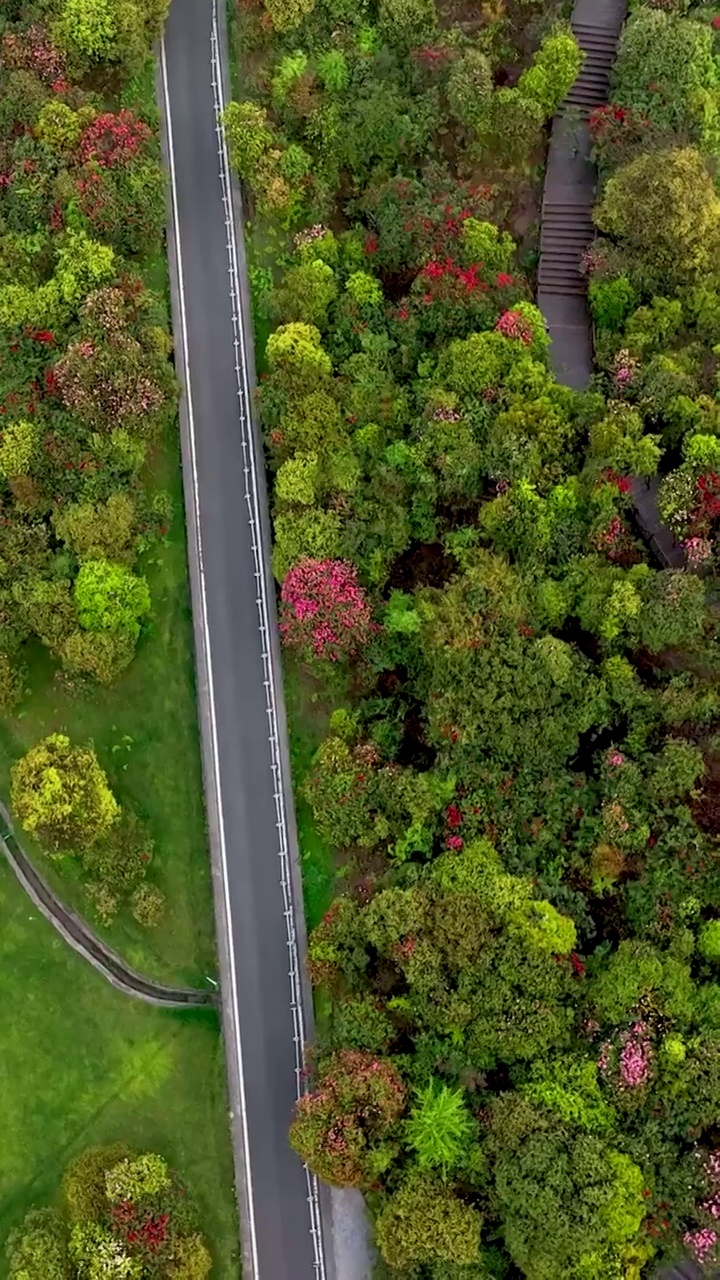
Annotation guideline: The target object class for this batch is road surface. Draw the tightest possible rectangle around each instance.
[158,2,328,1275]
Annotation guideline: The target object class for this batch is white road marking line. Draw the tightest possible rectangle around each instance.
[159,35,261,1280]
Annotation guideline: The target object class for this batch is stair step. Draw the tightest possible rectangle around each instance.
[575,63,612,79]
[573,21,622,43]
[573,32,619,55]
[570,77,610,93]
[541,228,595,240]
[538,282,587,297]
[566,89,609,107]
[542,215,595,229]
[539,260,585,275]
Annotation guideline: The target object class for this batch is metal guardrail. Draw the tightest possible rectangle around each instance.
[208,7,327,1271]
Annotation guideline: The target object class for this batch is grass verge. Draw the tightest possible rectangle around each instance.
[0,426,215,989]
[0,857,237,1274]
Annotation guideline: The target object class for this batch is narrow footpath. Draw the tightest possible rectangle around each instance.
[0,800,210,1009]
[538,0,627,389]
[536,0,686,568]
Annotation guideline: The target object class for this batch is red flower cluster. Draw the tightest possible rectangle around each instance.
[446,803,462,828]
[413,45,453,66]
[495,309,533,344]
[420,258,489,294]
[78,110,151,168]
[588,103,651,159]
[693,472,720,528]
[602,468,632,493]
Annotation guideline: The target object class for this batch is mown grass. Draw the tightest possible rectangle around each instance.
[0,53,236,1265]
[0,858,238,1276]
[283,659,335,933]
[0,428,216,988]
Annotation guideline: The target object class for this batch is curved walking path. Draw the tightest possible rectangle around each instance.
[538,0,628,389]
[0,799,212,1009]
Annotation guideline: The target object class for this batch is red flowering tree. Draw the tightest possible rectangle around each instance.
[77,110,152,168]
[279,558,373,662]
[354,167,496,273]
[588,103,653,169]
[289,1050,406,1186]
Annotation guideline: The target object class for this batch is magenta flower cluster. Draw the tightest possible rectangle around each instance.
[280,558,373,662]
[619,1033,652,1087]
[684,1228,719,1265]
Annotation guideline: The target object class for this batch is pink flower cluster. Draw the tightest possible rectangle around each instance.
[607,751,625,767]
[619,1032,652,1087]
[280,559,373,662]
[684,536,713,568]
[495,309,533,344]
[613,348,639,390]
[684,1228,719,1265]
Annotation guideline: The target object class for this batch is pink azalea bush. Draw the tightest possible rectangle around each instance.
[280,558,373,662]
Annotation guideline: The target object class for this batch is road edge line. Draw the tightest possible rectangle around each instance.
[155,38,258,1278]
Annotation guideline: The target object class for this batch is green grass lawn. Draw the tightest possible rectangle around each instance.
[0,857,238,1275]
[283,659,335,933]
[0,430,215,989]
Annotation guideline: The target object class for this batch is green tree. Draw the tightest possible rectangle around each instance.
[7,1208,71,1280]
[54,0,169,77]
[518,31,583,117]
[11,733,119,851]
[375,1173,482,1269]
[74,560,150,642]
[54,493,138,564]
[596,147,720,287]
[405,1080,476,1171]
[493,1129,644,1280]
[377,0,437,48]
[266,322,332,382]
[263,0,316,32]
[447,49,493,134]
[222,101,275,180]
[63,1144,131,1224]
[611,10,720,150]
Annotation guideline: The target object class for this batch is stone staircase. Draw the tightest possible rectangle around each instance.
[536,0,628,388]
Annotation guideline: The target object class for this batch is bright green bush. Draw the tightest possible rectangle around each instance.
[405,1081,476,1171]
[11,733,119,851]
[518,31,583,117]
[74,560,150,641]
[595,147,720,287]
[611,10,720,151]
[699,921,720,963]
[588,276,638,332]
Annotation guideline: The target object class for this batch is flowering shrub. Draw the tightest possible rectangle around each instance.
[78,110,151,167]
[1,25,66,85]
[289,1050,406,1186]
[589,102,653,168]
[280,558,373,662]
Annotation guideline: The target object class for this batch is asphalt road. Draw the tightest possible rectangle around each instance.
[160,2,326,1275]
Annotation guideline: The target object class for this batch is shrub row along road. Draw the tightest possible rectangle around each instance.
[158,1,330,1277]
